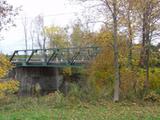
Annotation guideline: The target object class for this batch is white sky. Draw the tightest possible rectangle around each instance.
[0,0,82,54]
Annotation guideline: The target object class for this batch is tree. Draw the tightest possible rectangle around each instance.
[21,15,28,51]
[29,20,36,49]
[135,0,160,89]
[70,23,84,47]
[36,15,46,50]
[0,54,12,78]
[0,0,18,77]
[72,0,160,100]
[111,0,120,102]
[74,0,121,101]
[119,0,137,68]
[0,0,19,32]
[70,22,94,47]
[45,25,70,48]
[30,15,47,50]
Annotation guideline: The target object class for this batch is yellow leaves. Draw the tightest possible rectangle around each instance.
[0,80,19,98]
[149,68,160,89]
[0,54,12,78]
[0,54,17,98]
[86,30,116,94]
[0,80,19,92]
[136,68,160,91]
[0,69,6,78]
[45,26,61,35]
[94,30,113,47]
[63,67,72,76]
[120,68,141,95]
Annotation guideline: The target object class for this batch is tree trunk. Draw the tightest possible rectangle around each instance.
[144,44,150,89]
[144,15,150,89]
[140,11,147,68]
[140,1,151,90]
[22,16,28,52]
[127,9,133,68]
[113,0,120,102]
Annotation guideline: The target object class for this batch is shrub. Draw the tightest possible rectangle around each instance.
[144,91,160,102]
[120,68,144,100]
[43,91,66,107]
[149,68,160,90]
[0,80,19,99]
[67,83,82,103]
[0,54,12,78]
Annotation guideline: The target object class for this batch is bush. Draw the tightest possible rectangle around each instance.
[0,80,19,99]
[149,68,160,90]
[0,54,12,78]
[120,68,144,100]
[67,83,82,103]
[144,91,160,102]
[43,91,66,107]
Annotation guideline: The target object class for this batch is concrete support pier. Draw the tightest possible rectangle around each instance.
[15,67,62,96]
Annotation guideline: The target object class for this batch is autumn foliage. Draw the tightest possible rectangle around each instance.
[0,80,19,98]
[0,54,12,78]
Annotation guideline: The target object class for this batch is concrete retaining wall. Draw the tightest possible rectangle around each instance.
[15,67,63,96]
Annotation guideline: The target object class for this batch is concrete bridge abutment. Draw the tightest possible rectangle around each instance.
[15,67,63,96]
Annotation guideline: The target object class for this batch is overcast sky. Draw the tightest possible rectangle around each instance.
[0,0,82,54]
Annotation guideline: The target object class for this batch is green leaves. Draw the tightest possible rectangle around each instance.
[45,25,70,48]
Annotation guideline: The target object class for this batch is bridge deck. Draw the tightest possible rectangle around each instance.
[10,47,100,67]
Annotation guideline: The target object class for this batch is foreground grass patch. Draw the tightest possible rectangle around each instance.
[0,96,160,120]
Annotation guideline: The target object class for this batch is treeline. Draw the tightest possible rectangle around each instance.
[0,0,160,102]
[23,0,160,101]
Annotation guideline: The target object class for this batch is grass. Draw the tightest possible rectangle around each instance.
[0,95,160,120]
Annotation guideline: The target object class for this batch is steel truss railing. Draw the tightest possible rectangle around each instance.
[10,47,100,67]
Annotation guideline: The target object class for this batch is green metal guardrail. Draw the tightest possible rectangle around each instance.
[10,47,100,67]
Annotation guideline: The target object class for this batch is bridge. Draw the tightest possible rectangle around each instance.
[10,47,100,68]
[9,46,100,95]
